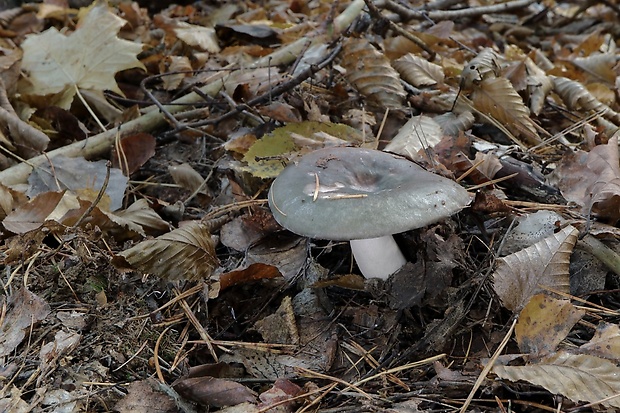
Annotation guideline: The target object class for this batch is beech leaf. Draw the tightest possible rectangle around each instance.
[20,1,145,108]
[494,351,620,409]
[117,221,218,281]
[470,77,540,145]
[341,38,406,109]
[393,53,445,87]
[493,225,577,312]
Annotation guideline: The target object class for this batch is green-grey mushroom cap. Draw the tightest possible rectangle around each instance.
[268,147,471,241]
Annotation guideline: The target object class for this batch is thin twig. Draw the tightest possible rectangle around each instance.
[385,0,536,21]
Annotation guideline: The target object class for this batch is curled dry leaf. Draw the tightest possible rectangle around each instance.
[460,48,501,91]
[551,136,620,224]
[341,37,406,109]
[392,53,445,87]
[552,76,620,125]
[523,57,553,115]
[493,351,620,409]
[116,221,218,281]
[432,111,475,137]
[515,294,585,357]
[169,163,206,194]
[493,225,577,312]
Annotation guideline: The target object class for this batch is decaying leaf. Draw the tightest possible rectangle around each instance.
[0,288,50,357]
[341,37,406,109]
[493,225,577,312]
[551,136,620,224]
[515,294,585,357]
[114,379,177,413]
[28,156,128,211]
[173,376,256,407]
[242,121,364,178]
[579,322,620,362]
[493,351,620,409]
[117,221,218,281]
[20,1,145,108]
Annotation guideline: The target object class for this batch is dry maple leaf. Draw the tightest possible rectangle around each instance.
[20,1,145,109]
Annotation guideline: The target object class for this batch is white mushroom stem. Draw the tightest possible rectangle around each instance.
[349,236,407,279]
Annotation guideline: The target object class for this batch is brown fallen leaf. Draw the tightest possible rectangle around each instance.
[173,376,256,407]
[551,136,620,224]
[116,221,219,281]
[341,37,406,109]
[0,288,50,357]
[114,379,177,413]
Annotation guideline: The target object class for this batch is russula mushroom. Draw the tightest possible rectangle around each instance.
[268,147,471,279]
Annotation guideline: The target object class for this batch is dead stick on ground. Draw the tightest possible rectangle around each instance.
[385,0,536,21]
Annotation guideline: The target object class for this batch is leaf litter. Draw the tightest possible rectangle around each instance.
[1,0,620,412]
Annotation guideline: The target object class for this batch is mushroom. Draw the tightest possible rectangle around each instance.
[268,147,471,279]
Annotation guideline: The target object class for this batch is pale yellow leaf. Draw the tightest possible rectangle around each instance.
[515,294,585,356]
[493,225,577,312]
[20,1,145,108]
[494,351,620,408]
[241,122,364,178]
[118,221,218,281]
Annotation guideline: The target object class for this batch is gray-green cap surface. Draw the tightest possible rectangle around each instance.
[268,147,470,241]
